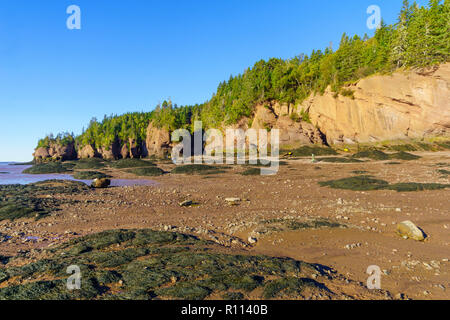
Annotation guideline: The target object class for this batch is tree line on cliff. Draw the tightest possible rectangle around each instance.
[37,0,449,153]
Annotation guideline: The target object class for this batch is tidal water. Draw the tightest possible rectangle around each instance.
[0,162,157,187]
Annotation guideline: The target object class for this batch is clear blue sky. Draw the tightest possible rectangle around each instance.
[0,0,428,161]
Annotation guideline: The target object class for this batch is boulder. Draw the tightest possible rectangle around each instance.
[396,220,426,241]
[91,178,111,189]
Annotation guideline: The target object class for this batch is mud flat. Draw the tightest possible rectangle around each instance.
[0,150,449,300]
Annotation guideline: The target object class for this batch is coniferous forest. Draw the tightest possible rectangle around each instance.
[37,0,449,151]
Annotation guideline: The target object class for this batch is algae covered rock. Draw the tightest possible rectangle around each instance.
[91,178,111,188]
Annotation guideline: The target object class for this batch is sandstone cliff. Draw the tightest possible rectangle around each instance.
[250,103,325,147]
[300,63,450,145]
[145,122,171,158]
[33,142,77,162]
[143,62,450,157]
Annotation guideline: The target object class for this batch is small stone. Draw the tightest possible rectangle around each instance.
[395,293,406,300]
[248,237,257,244]
[179,200,193,207]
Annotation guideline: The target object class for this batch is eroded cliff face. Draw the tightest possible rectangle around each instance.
[250,103,325,147]
[77,140,145,160]
[145,122,171,158]
[33,143,77,162]
[301,63,450,145]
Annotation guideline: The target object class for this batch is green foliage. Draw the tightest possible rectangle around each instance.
[339,88,355,99]
[37,133,75,149]
[78,113,152,150]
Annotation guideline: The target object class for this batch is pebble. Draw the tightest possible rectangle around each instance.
[179,200,193,207]
[248,237,257,244]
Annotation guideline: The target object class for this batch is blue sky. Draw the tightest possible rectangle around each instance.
[0,0,428,161]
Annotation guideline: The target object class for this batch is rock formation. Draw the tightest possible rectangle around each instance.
[33,142,77,162]
[145,122,172,158]
[250,103,325,147]
[301,63,450,145]
[78,145,99,159]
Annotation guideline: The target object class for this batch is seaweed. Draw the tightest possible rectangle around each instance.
[171,165,225,175]
[72,171,111,180]
[319,175,450,192]
[73,158,106,170]
[263,277,326,299]
[128,167,165,176]
[317,157,363,163]
[352,150,420,161]
[0,180,89,221]
[23,162,75,174]
[240,168,261,176]
[109,159,155,169]
[0,229,332,300]
[288,146,337,157]
[319,175,389,191]
[352,150,389,160]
